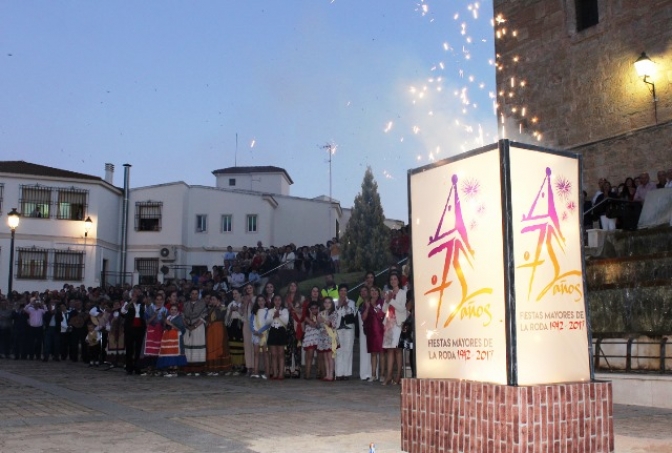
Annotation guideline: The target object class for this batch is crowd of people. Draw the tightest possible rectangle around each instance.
[213,239,343,291]
[584,170,672,230]
[0,270,415,385]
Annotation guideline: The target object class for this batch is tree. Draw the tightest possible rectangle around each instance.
[341,167,391,272]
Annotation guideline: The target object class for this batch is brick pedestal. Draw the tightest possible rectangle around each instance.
[401,379,614,453]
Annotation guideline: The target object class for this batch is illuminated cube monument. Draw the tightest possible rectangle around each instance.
[402,140,613,453]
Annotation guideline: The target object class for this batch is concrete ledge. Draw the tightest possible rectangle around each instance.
[596,373,672,409]
[587,229,608,248]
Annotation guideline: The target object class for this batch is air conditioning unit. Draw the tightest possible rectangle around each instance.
[159,246,176,261]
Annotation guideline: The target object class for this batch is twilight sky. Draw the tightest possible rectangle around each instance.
[0,1,497,221]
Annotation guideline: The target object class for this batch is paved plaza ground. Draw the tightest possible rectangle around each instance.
[0,359,671,453]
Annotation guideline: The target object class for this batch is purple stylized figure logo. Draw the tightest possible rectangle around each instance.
[425,174,492,329]
[517,167,581,302]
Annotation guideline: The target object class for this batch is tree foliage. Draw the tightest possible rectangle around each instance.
[341,167,391,272]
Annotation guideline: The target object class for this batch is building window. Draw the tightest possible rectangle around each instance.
[221,214,233,233]
[0,184,4,214]
[135,201,162,232]
[57,188,88,220]
[246,214,258,233]
[575,0,598,31]
[54,251,84,281]
[196,214,208,233]
[17,248,48,280]
[136,258,159,285]
[20,185,51,218]
[229,178,236,186]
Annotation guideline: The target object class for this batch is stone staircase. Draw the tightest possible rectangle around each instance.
[586,226,672,409]
[586,225,672,333]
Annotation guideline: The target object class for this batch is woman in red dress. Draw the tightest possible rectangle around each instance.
[361,286,385,382]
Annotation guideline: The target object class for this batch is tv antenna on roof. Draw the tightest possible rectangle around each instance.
[320,142,337,237]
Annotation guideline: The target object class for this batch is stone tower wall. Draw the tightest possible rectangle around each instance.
[493,0,672,189]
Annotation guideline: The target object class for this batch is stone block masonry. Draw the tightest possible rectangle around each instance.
[493,0,672,191]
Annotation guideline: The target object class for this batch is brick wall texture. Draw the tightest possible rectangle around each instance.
[401,379,614,453]
[493,0,672,190]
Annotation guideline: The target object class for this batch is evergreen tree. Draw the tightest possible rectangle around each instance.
[341,167,391,272]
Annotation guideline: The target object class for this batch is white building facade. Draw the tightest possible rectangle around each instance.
[0,161,122,294]
[1,162,364,293]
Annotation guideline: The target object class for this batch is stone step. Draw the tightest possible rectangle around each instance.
[586,251,672,289]
[593,225,672,258]
[588,286,672,332]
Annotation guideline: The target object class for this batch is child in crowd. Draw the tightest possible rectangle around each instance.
[317,296,338,381]
[85,322,101,367]
[250,295,270,379]
[267,295,289,380]
[301,301,320,379]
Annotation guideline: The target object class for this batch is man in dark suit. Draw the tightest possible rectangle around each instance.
[122,287,146,375]
[42,296,63,361]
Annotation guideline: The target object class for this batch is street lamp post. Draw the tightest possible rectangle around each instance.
[7,208,20,298]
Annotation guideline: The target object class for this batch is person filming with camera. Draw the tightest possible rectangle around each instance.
[24,295,46,360]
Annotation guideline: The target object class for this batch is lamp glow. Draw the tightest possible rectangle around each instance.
[7,208,19,297]
[7,208,20,230]
[634,52,658,124]
[634,52,655,78]
[84,216,93,234]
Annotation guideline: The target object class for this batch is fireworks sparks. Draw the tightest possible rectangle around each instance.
[494,11,545,141]
[382,1,498,162]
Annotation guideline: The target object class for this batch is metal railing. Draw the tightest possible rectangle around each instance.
[592,332,672,374]
[348,256,409,297]
[584,198,642,231]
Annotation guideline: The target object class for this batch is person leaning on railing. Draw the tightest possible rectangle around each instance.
[593,181,619,230]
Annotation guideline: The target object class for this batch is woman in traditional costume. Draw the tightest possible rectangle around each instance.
[106,300,125,368]
[205,293,232,376]
[241,284,256,375]
[225,288,246,373]
[183,288,208,375]
[156,304,187,376]
[143,293,167,375]
[284,281,305,378]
